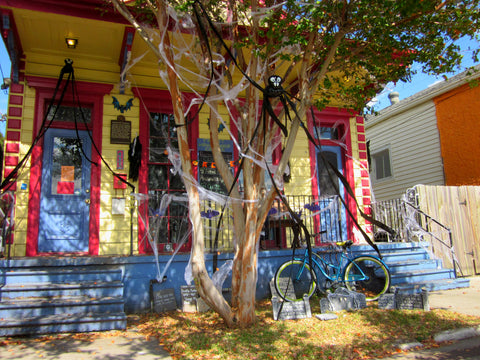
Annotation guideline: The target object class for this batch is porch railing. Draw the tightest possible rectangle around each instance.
[200,195,342,252]
[371,196,458,276]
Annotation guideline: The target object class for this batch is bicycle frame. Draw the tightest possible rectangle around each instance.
[293,247,382,286]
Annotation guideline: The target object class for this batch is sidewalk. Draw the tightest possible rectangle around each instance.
[376,276,480,359]
[427,275,480,317]
[0,329,173,360]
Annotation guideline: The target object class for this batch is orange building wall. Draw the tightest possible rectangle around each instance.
[434,80,480,186]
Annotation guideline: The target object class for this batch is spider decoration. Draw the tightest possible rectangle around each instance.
[265,75,284,98]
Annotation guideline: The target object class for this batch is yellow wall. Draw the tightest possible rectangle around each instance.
[3,57,31,257]
[98,92,140,255]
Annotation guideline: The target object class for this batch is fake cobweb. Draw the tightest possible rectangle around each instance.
[371,186,461,275]
[118,2,361,285]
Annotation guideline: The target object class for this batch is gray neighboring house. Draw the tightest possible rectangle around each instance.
[365,64,480,202]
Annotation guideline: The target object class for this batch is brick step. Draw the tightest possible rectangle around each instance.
[0,295,125,318]
[0,280,124,299]
[0,312,127,336]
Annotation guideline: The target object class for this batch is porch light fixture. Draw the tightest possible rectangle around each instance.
[65,38,78,49]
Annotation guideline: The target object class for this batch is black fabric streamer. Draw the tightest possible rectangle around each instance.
[128,136,142,181]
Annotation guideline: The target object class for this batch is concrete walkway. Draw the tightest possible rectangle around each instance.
[376,276,480,359]
[428,275,480,317]
[0,330,172,360]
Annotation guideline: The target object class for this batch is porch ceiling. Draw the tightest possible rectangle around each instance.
[1,4,162,85]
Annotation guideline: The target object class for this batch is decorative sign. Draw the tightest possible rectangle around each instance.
[181,285,198,313]
[111,115,131,144]
[197,139,233,195]
[61,166,75,182]
[378,294,396,310]
[112,198,126,215]
[152,288,177,313]
[378,289,429,311]
[272,295,312,321]
[396,291,429,311]
[113,174,127,190]
[117,150,124,170]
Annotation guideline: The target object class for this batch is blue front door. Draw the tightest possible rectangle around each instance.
[38,129,92,253]
[316,146,348,242]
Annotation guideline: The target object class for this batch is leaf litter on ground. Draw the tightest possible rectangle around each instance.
[1,298,479,360]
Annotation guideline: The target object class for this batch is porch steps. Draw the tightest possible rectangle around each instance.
[352,242,470,294]
[0,266,127,337]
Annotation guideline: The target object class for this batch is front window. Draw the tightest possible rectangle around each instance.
[372,149,392,180]
[47,104,92,124]
[147,113,189,248]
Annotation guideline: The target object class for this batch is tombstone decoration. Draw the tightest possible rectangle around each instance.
[272,295,312,321]
[320,287,367,313]
[152,288,177,313]
[181,285,198,313]
[378,289,430,311]
[270,278,312,320]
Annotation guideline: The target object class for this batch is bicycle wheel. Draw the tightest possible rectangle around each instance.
[343,256,390,301]
[274,260,316,302]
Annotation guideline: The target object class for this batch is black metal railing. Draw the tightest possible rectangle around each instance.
[371,197,459,277]
[200,195,342,252]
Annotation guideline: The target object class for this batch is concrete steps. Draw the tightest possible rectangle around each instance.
[0,266,126,336]
[352,242,470,294]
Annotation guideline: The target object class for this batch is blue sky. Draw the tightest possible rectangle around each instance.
[0,40,10,135]
[369,35,480,111]
[0,36,478,134]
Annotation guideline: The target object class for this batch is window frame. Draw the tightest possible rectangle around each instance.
[135,88,198,254]
[372,147,393,181]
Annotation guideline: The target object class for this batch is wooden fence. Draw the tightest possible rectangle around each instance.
[415,185,480,277]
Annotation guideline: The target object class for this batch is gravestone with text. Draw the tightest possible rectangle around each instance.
[272,295,312,321]
[152,288,177,313]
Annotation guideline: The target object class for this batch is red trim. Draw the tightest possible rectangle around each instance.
[0,0,129,24]
[307,106,358,241]
[119,27,135,68]
[7,118,21,129]
[8,107,21,117]
[6,131,19,141]
[4,155,18,166]
[9,94,23,105]
[5,143,19,153]
[133,87,198,254]
[8,83,23,94]
[25,75,112,256]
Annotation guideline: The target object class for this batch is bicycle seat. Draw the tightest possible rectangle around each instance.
[335,240,353,249]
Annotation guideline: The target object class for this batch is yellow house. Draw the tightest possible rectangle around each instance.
[0,0,373,259]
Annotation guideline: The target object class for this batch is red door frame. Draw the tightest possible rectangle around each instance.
[25,75,112,256]
[306,106,357,242]
[133,87,198,254]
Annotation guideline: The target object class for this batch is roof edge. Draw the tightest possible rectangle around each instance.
[366,64,480,128]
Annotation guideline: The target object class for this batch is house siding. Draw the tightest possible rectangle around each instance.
[366,100,445,202]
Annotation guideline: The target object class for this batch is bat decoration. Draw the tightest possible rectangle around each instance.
[207,118,226,133]
[112,96,134,113]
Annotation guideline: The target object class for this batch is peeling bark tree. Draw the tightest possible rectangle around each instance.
[110,0,479,327]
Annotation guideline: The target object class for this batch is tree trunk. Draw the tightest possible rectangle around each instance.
[156,0,234,327]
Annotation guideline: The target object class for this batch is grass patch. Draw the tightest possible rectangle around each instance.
[131,299,480,360]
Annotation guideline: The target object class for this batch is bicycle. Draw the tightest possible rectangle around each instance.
[274,240,391,302]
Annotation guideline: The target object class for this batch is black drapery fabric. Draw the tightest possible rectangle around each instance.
[128,136,142,181]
